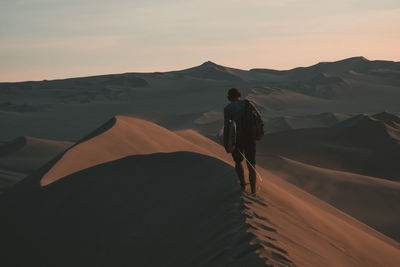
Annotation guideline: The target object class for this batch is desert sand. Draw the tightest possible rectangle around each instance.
[1,116,399,266]
[1,57,400,141]
[259,155,400,241]
[0,136,73,193]
[258,112,400,181]
[1,57,399,266]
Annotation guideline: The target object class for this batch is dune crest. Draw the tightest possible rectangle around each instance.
[40,116,232,186]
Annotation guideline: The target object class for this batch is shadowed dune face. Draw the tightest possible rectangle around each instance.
[0,152,266,267]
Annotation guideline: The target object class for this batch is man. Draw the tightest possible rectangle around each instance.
[223,88,257,194]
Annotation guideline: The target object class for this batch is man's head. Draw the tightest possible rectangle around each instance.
[227,88,241,101]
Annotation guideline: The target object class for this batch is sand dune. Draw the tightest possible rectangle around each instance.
[1,116,399,266]
[259,112,400,181]
[1,57,400,266]
[0,136,73,172]
[264,112,350,133]
[0,152,270,267]
[264,116,293,133]
[248,167,400,267]
[40,116,233,186]
[0,136,73,193]
[0,169,24,195]
[259,155,400,241]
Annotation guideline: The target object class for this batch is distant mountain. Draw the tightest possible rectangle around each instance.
[0,73,148,104]
[0,73,149,90]
[252,56,400,79]
[251,57,400,98]
[171,61,243,81]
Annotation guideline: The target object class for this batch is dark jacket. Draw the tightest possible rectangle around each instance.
[224,100,246,141]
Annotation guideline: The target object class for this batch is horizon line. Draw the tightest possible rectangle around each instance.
[1,55,399,83]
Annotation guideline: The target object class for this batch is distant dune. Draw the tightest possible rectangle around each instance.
[1,116,399,266]
[0,136,73,193]
[335,112,400,142]
[264,112,351,133]
[259,112,400,181]
[1,57,399,141]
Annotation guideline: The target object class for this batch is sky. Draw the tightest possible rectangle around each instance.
[1,0,399,82]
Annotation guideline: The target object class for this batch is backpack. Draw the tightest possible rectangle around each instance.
[223,119,237,153]
[243,99,265,140]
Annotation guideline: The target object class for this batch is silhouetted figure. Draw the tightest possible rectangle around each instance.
[223,88,258,194]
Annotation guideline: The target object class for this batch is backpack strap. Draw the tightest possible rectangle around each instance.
[245,99,261,116]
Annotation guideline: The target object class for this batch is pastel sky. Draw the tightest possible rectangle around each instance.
[1,0,399,82]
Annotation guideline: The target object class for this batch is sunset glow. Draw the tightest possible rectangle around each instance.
[1,0,399,81]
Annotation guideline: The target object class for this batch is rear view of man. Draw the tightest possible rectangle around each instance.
[223,88,263,194]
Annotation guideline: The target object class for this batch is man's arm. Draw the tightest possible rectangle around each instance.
[223,107,229,151]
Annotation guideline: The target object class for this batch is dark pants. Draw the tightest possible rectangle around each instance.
[231,138,256,193]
